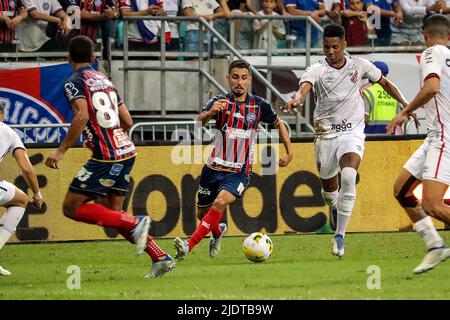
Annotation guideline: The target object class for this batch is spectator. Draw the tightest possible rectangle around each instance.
[320,0,341,23]
[391,0,436,45]
[67,0,119,44]
[0,0,28,51]
[19,0,72,52]
[164,0,181,50]
[119,0,170,51]
[285,0,326,48]
[364,0,403,46]
[342,0,369,46]
[363,61,403,134]
[182,0,225,52]
[253,0,286,49]
[215,0,257,50]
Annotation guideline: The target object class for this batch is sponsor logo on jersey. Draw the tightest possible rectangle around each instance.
[109,163,124,176]
[198,186,211,196]
[228,128,252,140]
[331,120,352,132]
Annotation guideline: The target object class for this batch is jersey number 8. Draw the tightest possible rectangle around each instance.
[92,91,119,129]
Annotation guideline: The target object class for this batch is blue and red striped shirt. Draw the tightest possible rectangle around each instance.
[0,0,23,43]
[64,66,136,161]
[203,92,279,176]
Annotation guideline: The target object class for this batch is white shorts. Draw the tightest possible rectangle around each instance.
[314,132,365,179]
[0,180,16,206]
[404,136,450,185]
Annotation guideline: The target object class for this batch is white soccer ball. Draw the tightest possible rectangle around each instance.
[242,232,273,263]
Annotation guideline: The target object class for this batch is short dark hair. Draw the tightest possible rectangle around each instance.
[69,35,94,63]
[423,14,450,38]
[228,59,251,74]
[323,23,345,39]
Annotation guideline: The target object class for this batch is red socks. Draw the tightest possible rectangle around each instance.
[118,227,166,262]
[187,207,223,251]
[75,203,136,230]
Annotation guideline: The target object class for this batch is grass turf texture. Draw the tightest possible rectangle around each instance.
[1,231,450,299]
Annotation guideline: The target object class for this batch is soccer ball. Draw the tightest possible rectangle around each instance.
[242,232,273,263]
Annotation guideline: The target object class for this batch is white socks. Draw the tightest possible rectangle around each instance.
[321,189,338,208]
[414,216,444,250]
[0,206,25,250]
[336,167,357,237]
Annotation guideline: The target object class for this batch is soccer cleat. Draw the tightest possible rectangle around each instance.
[413,246,450,274]
[131,215,151,256]
[146,254,176,278]
[332,234,344,257]
[329,207,338,231]
[174,237,190,261]
[209,223,228,258]
[0,265,11,276]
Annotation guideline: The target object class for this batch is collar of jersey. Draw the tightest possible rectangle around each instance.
[226,92,254,104]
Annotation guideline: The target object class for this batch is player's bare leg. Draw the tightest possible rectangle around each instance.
[0,186,29,276]
[321,175,339,231]
[394,170,450,274]
[175,190,234,260]
[100,195,175,278]
[62,191,151,256]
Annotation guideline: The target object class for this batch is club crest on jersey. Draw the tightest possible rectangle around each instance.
[99,179,116,187]
[43,2,49,10]
[246,112,256,124]
[350,70,358,83]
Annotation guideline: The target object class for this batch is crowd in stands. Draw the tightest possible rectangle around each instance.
[0,0,448,54]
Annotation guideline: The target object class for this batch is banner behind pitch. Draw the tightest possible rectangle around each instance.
[0,140,442,242]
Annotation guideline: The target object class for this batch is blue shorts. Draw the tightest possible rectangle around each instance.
[197,165,250,208]
[69,157,135,198]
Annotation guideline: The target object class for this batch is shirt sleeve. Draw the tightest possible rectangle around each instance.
[50,0,63,15]
[399,0,426,15]
[10,129,26,154]
[360,58,382,83]
[64,77,86,105]
[420,46,442,81]
[299,63,319,86]
[284,0,297,8]
[260,99,279,125]
[22,0,35,11]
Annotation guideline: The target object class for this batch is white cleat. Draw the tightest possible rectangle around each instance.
[0,266,11,276]
[174,237,190,261]
[413,247,450,274]
[210,223,228,258]
[145,255,176,278]
[132,216,151,256]
[331,234,344,257]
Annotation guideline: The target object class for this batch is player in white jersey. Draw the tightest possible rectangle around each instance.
[388,14,450,274]
[0,105,43,276]
[288,24,409,257]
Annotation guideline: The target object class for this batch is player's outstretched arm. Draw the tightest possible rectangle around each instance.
[274,120,293,167]
[386,77,440,134]
[286,82,312,114]
[13,149,43,208]
[45,99,89,169]
[118,103,133,130]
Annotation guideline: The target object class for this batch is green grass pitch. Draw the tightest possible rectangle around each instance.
[1,231,450,299]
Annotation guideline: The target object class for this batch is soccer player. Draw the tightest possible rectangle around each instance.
[288,24,409,257]
[0,105,43,276]
[387,14,450,274]
[174,59,293,260]
[45,35,175,278]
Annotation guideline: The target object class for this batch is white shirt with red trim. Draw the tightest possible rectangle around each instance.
[300,56,382,138]
[0,122,25,163]
[420,44,450,140]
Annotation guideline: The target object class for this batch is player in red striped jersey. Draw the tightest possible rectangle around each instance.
[67,0,119,43]
[388,15,450,274]
[0,0,27,49]
[45,35,175,278]
[174,59,293,261]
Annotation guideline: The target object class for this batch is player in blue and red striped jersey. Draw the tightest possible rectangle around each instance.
[67,0,119,43]
[174,59,293,260]
[0,0,27,49]
[45,35,175,278]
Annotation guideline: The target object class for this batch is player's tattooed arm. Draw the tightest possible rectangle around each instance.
[13,149,43,208]
[45,99,89,169]
[286,81,312,114]
[274,120,293,167]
